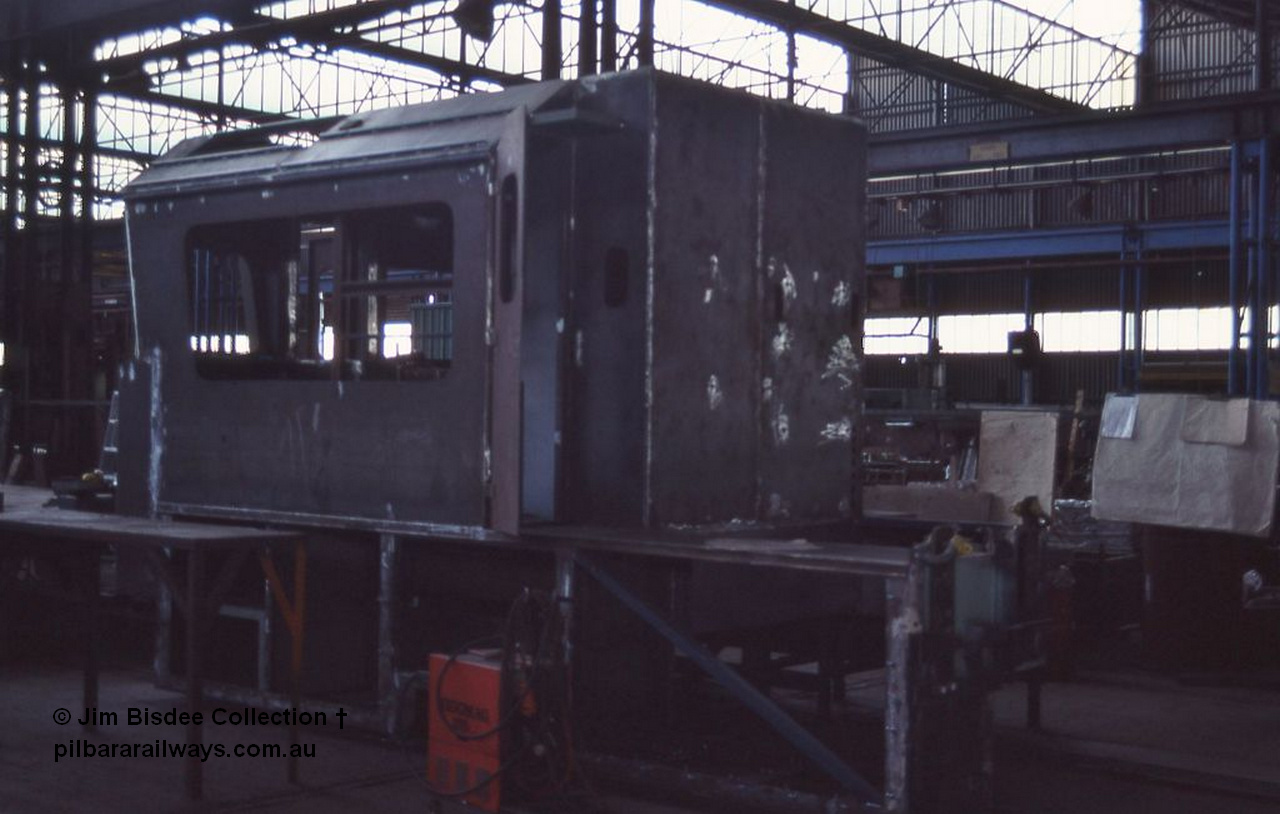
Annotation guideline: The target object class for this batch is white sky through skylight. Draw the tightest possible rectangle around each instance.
[1015,0,1143,48]
[67,0,1154,216]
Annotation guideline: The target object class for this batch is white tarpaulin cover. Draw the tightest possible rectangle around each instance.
[1092,393,1280,538]
[977,410,1060,522]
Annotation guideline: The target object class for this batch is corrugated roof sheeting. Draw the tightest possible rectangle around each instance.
[1148,0,1279,101]
[926,272,1024,315]
[850,54,1037,133]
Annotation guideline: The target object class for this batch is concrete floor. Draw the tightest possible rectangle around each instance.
[0,665,701,814]
[3,663,1279,813]
[989,673,1280,814]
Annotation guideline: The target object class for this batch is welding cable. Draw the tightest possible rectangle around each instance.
[414,633,532,804]
[501,590,576,801]
[522,659,576,800]
[398,674,522,805]
[423,589,578,804]
[432,634,514,742]
[433,593,549,743]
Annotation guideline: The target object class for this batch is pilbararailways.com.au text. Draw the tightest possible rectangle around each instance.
[56,739,316,762]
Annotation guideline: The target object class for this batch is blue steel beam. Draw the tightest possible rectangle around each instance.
[867,220,1230,267]
[574,553,884,806]
[868,94,1280,176]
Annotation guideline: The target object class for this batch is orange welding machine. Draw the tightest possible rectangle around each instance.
[428,651,505,811]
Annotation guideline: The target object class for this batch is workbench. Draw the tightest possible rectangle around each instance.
[0,485,308,800]
[156,503,959,812]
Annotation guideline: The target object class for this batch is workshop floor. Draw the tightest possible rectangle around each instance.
[990,670,1280,813]
[1,664,1278,813]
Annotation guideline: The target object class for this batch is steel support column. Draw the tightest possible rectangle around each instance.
[1132,251,1145,387]
[844,49,857,115]
[1136,0,1156,105]
[638,0,655,66]
[600,0,617,72]
[79,86,96,409]
[185,548,205,799]
[542,0,562,79]
[883,545,932,813]
[1123,227,1145,391]
[1117,264,1129,392]
[58,85,81,467]
[154,549,174,683]
[1246,144,1264,398]
[377,533,399,736]
[19,65,39,454]
[1021,273,1033,405]
[883,574,912,812]
[78,87,95,274]
[2,70,20,400]
[555,550,576,674]
[578,0,597,76]
[1254,137,1272,398]
[1230,141,1244,395]
[926,274,940,395]
[786,27,797,102]
[1257,0,1272,93]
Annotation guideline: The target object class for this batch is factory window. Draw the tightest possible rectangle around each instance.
[1142,306,1231,352]
[867,307,1268,357]
[1031,307,1236,353]
[187,203,453,380]
[382,322,414,358]
[1141,306,1280,352]
[341,204,454,375]
[188,219,295,368]
[936,313,1025,354]
[1033,311,1125,353]
[864,316,930,355]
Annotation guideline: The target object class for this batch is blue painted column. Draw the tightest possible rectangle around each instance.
[1133,250,1145,389]
[1022,272,1033,405]
[1247,150,1259,399]
[1229,141,1244,396]
[1118,265,1129,392]
[1256,137,1272,399]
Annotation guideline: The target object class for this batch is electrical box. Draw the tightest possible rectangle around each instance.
[428,651,504,812]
